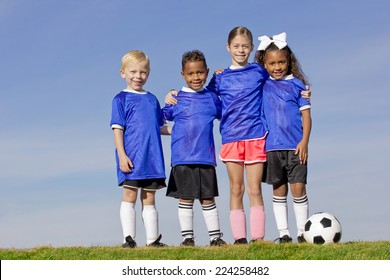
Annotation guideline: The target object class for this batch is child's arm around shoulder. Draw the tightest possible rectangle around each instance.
[291,76,311,101]
[165,89,178,105]
[206,70,222,95]
[211,91,222,120]
[301,85,311,100]
[160,104,173,135]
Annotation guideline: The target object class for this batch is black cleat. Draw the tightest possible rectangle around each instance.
[180,237,195,246]
[234,238,248,245]
[210,236,227,246]
[147,234,168,247]
[274,235,293,244]
[122,235,137,248]
[297,234,306,243]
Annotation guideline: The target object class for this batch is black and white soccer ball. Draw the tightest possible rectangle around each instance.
[303,212,342,244]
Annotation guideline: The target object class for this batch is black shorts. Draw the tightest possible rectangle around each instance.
[265,150,307,185]
[119,178,166,191]
[166,164,219,199]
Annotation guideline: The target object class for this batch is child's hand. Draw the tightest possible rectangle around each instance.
[119,155,134,173]
[295,141,308,164]
[301,85,311,101]
[165,89,178,105]
[214,68,224,75]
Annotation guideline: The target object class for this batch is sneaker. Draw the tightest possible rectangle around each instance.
[180,237,195,246]
[122,235,137,248]
[210,236,227,246]
[147,234,168,247]
[297,234,306,243]
[274,235,293,244]
[234,238,248,245]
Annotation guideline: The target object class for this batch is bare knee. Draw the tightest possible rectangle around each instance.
[141,190,156,205]
[247,184,262,198]
[122,187,138,203]
[290,183,306,197]
[273,184,288,197]
[230,183,245,199]
[200,198,215,205]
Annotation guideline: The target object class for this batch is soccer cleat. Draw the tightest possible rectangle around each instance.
[281,235,293,243]
[180,237,195,246]
[122,235,137,248]
[210,236,227,246]
[274,235,293,244]
[297,234,306,243]
[147,234,168,247]
[234,238,248,245]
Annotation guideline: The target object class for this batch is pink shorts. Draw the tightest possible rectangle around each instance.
[219,139,267,164]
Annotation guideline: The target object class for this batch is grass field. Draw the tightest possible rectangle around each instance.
[1,241,389,260]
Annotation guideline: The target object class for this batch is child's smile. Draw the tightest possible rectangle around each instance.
[181,61,209,91]
[263,50,288,80]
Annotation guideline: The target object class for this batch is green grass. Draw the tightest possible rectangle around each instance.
[1,241,389,260]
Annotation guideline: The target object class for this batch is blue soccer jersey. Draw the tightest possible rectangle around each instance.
[162,87,222,166]
[207,63,269,144]
[262,75,311,151]
[110,90,166,185]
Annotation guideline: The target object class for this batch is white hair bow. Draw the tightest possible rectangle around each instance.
[257,32,287,51]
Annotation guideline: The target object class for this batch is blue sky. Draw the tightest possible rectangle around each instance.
[0,0,389,248]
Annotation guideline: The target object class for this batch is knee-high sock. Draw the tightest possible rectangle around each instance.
[202,203,221,240]
[293,195,309,237]
[142,204,159,245]
[273,195,290,237]
[250,205,265,240]
[120,201,136,243]
[178,201,194,239]
[230,209,246,240]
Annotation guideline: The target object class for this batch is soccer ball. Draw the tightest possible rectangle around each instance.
[303,212,342,244]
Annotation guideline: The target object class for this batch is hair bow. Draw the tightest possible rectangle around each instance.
[257,32,287,51]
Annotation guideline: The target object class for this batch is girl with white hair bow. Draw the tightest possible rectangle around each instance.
[255,32,312,243]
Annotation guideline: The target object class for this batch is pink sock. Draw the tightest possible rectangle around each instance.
[250,205,265,240]
[230,209,246,240]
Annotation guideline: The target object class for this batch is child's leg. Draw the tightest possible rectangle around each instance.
[246,163,266,240]
[226,162,247,240]
[290,183,308,237]
[120,187,138,242]
[141,190,159,245]
[178,199,194,240]
[200,198,222,241]
[273,184,290,238]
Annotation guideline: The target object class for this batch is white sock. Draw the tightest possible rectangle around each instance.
[178,201,194,239]
[273,196,290,237]
[120,201,136,243]
[202,202,221,240]
[293,194,309,236]
[142,204,159,245]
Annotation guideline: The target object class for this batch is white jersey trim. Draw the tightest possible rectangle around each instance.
[269,74,294,80]
[111,124,124,130]
[181,86,206,93]
[123,89,147,94]
[300,105,311,111]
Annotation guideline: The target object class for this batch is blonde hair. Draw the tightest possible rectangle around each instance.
[121,50,150,70]
[227,26,253,46]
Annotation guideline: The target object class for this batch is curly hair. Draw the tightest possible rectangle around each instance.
[255,43,309,85]
[181,50,207,70]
